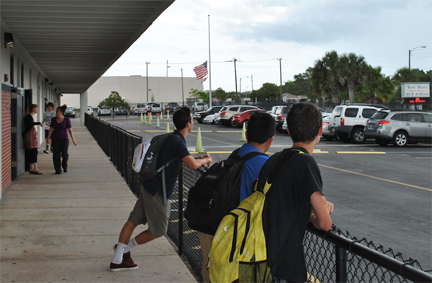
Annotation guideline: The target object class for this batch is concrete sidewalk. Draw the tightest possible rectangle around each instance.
[0,119,196,282]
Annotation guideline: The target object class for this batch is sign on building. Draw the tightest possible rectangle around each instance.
[401,82,430,104]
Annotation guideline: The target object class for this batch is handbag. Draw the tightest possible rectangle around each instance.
[25,127,39,149]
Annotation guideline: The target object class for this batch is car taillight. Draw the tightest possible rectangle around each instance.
[341,118,344,126]
[279,114,283,120]
[377,120,390,125]
[323,122,329,125]
[221,112,226,115]
[233,114,239,118]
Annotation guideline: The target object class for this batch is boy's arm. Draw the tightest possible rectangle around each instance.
[309,191,334,231]
[182,155,212,170]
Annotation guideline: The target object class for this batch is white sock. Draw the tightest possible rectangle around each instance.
[112,243,127,264]
[127,237,139,250]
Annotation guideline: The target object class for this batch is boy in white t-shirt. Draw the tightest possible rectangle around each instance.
[43,102,56,154]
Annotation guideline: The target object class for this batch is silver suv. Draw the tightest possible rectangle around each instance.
[329,104,386,143]
[364,110,432,147]
[218,105,259,127]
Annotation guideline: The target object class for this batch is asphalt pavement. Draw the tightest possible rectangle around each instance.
[0,118,196,282]
[101,114,432,271]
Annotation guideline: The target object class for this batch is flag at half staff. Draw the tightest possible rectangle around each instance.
[193,61,208,82]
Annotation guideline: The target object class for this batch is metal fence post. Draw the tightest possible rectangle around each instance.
[336,246,347,283]
[178,166,184,256]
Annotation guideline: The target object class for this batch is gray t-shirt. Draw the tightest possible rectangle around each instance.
[43,110,56,130]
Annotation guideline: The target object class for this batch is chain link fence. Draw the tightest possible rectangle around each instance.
[84,113,431,282]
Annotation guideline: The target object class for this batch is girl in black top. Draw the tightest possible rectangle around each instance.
[24,104,44,174]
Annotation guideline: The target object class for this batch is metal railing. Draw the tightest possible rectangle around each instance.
[84,113,431,283]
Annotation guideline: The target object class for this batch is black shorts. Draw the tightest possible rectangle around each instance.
[44,130,52,139]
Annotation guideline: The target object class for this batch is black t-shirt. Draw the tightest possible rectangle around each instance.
[262,147,323,282]
[142,131,190,198]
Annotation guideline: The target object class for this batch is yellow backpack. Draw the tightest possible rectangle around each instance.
[209,149,304,283]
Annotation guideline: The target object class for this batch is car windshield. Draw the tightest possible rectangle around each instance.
[332,107,342,116]
[152,104,160,107]
[66,107,74,111]
[371,112,388,119]
[137,104,145,107]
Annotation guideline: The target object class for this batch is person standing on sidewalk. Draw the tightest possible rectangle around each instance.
[110,107,213,272]
[47,105,77,174]
[24,104,44,175]
[43,102,56,154]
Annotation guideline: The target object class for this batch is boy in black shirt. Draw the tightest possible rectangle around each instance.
[262,103,334,282]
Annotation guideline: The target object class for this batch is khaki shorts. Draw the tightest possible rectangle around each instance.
[128,185,171,236]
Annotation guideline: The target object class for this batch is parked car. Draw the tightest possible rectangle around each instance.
[322,115,336,141]
[165,102,180,114]
[98,106,111,116]
[193,106,223,123]
[64,106,76,118]
[282,118,288,133]
[272,106,290,132]
[214,107,226,124]
[328,104,386,143]
[203,114,216,124]
[114,106,128,115]
[192,102,208,112]
[147,103,162,115]
[131,103,146,115]
[231,109,267,127]
[86,106,93,116]
[364,110,432,147]
[218,105,259,127]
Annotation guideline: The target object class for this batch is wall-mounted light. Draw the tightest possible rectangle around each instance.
[4,33,14,49]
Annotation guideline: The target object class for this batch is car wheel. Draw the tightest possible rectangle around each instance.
[230,119,238,127]
[351,127,365,144]
[376,138,389,146]
[197,118,203,124]
[325,136,333,141]
[392,131,408,147]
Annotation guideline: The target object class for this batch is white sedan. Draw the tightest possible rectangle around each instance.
[203,114,216,124]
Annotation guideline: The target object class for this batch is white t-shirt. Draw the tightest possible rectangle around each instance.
[43,110,56,130]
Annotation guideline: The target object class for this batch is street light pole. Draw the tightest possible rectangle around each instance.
[409,46,426,70]
[146,62,150,102]
[277,58,282,100]
[239,76,249,102]
[168,66,185,106]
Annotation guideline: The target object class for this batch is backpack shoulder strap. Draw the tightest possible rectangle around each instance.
[241,151,266,161]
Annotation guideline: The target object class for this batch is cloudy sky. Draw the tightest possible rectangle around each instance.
[103,0,432,93]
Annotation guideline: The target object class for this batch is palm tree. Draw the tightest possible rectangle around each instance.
[309,59,330,105]
[392,67,419,84]
[362,66,395,103]
[339,53,369,102]
[322,50,342,104]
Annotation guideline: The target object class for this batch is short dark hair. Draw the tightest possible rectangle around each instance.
[247,111,275,144]
[173,107,192,130]
[47,102,54,108]
[287,103,322,143]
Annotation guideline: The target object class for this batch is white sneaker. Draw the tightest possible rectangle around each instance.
[43,149,49,154]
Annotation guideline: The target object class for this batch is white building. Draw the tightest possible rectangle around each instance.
[62,75,204,109]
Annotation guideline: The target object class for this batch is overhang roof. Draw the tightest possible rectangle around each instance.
[1,0,174,93]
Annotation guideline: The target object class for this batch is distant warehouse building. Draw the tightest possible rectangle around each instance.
[62,75,204,109]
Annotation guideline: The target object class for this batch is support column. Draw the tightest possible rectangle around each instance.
[80,91,88,124]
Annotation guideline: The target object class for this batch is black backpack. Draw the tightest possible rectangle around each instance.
[139,133,177,204]
[184,149,266,235]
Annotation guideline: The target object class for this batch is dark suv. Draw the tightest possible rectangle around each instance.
[193,106,222,123]
[165,102,180,114]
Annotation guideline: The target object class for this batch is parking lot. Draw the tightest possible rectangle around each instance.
[98,114,432,270]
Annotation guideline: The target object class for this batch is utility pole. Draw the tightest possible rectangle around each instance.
[234,58,238,97]
[277,58,282,100]
[146,62,150,102]
[251,75,254,92]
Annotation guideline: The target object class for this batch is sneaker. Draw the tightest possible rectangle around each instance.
[110,260,138,272]
[113,244,134,264]
[43,149,49,154]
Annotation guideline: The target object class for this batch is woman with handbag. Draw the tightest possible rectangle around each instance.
[47,105,77,174]
[24,104,44,175]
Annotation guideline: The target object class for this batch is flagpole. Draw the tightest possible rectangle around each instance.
[208,14,212,107]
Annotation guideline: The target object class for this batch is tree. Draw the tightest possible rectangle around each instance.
[254,83,280,101]
[358,66,395,103]
[392,67,420,101]
[339,53,369,103]
[213,87,229,102]
[322,50,343,104]
[98,91,129,113]
[189,89,209,101]
[309,59,330,103]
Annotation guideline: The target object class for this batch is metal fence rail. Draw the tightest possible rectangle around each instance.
[84,114,432,283]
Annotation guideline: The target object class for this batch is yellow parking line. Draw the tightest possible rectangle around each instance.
[127,130,141,133]
[313,151,329,154]
[145,130,169,132]
[319,164,432,192]
[336,151,386,154]
[192,130,212,133]
[217,131,242,133]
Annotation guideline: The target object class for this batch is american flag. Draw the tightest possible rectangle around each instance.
[193,61,208,82]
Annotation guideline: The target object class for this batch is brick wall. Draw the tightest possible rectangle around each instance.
[2,84,12,192]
